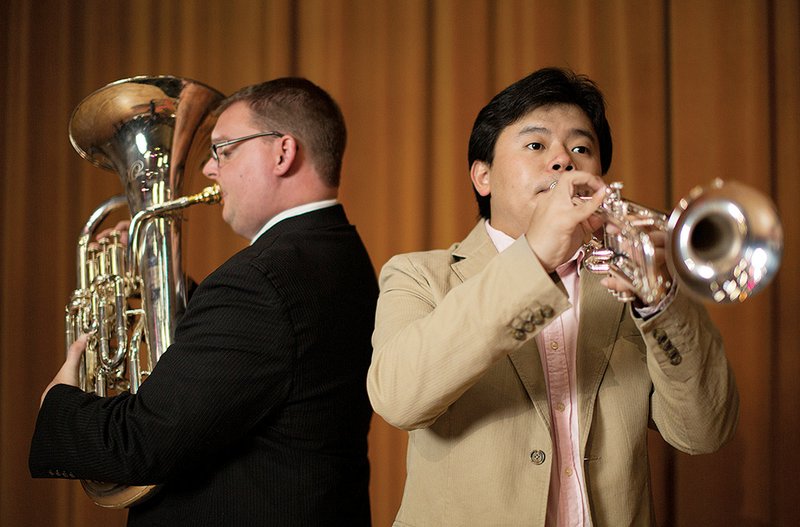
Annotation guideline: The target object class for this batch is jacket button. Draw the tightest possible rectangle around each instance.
[540,305,554,318]
[513,329,526,341]
[669,351,682,365]
[530,450,546,465]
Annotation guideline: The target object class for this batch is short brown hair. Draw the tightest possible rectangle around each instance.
[219,78,347,187]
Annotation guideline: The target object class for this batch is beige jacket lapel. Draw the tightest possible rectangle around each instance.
[576,270,624,452]
[449,221,553,433]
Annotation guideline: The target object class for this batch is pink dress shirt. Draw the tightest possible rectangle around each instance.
[485,221,592,527]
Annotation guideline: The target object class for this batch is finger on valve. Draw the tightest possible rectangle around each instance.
[96,220,131,246]
[601,274,635,302]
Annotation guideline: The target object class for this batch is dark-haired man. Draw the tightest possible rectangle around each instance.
[31,78,377,526]
[368,68,738,526]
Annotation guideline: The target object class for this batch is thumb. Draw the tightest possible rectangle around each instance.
[66,333,90,364]
[41,333,91,406]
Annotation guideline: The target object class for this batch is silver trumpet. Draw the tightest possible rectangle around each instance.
[64,76,224,508]
[582,180,783,305]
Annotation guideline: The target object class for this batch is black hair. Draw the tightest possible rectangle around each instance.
[467,67,612,219]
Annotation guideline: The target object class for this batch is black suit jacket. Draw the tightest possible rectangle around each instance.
[30,205,378,526]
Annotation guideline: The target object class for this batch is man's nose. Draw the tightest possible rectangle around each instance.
[550,149,574,172]
[202,157,219,179]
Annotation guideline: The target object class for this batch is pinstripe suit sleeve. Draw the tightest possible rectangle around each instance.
[30,256,295,484]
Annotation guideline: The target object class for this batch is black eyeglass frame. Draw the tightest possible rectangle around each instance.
[210,131,285,163]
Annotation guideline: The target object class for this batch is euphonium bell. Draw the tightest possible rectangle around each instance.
[583,179,783,305]
[65,76,224,508]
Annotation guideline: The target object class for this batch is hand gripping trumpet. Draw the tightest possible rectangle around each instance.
[581,180,783,305]
[64,76,224,508]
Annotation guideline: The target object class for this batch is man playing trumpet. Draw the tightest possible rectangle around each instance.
[367,67,739,526]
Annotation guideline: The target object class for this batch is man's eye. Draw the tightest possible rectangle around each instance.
[526,142,543,151]
[571,146,589,154]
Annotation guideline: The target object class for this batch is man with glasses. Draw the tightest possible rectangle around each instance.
[30,78,378,526]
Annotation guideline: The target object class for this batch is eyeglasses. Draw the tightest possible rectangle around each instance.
[210,131,284,164]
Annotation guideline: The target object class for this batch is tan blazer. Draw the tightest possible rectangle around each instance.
[368,220,739,527]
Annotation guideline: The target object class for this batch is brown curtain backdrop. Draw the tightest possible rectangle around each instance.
[2,1,798,525]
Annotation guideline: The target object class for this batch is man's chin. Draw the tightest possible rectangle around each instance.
[221,208,233,226]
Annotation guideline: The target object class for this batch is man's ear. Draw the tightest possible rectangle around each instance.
[470,160,491,197]
[274,135,298,177]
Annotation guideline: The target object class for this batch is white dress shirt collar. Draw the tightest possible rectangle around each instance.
[251,199,339,245]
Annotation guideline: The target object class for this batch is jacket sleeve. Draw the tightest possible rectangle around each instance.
[637,290,739,454]
[29,258,296,484]
[367,237,569,430]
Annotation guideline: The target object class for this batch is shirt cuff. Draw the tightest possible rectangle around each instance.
[633,280,678,319]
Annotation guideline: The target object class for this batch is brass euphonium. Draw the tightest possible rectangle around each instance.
[582,179,783,304]
[65,76,224,508]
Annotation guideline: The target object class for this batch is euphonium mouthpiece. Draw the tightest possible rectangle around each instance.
[195,184,222,204]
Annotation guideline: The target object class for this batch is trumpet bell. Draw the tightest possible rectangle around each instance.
[667,179,783,303]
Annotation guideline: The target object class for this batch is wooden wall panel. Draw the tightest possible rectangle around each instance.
[669,1,781,525]
[773,1,800,524]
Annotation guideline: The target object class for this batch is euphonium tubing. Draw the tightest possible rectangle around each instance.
[66,76,224,508]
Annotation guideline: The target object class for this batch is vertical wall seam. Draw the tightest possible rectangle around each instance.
[288,0,299,76]
[663,0,673,208]
[765,0,778,524]
[484,1,496,226]
[422,1,435,249]
[662,1,676,526]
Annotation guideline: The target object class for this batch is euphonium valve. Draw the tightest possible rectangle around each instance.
[582,179,783,305]
[64,76,224,508]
